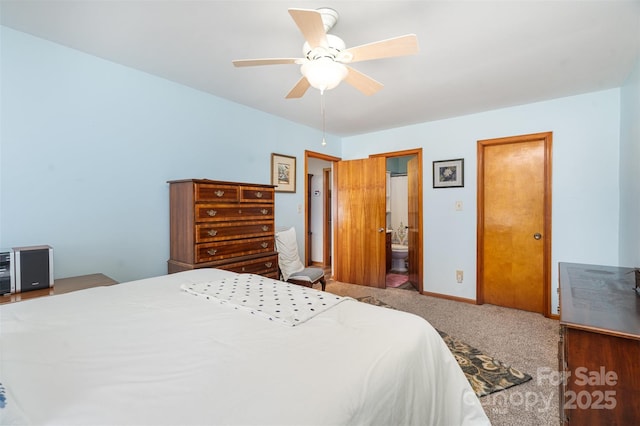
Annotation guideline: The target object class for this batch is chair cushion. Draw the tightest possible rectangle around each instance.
[288,267,325,282]
[275,227,305,281]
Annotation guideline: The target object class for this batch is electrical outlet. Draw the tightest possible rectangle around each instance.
[456,270,463,283]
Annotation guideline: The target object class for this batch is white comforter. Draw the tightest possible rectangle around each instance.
[0,269,489,425]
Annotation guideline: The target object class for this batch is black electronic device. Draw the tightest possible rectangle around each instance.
[0,249,14,295]
[13,245,53,292]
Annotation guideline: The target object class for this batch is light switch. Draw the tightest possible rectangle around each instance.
[455,201,463,211]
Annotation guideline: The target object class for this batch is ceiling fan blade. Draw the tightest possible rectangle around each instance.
[346,34,419,63]
[288,8,328,49]
[232,58,300,67]
[285,76,311,99]
[344,66,383,96]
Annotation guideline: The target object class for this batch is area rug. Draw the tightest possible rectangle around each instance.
[386,273,409,288]
[356,296,532,397]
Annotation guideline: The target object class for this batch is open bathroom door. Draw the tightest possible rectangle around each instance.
[407,156,422,292]
[333,157,387,288]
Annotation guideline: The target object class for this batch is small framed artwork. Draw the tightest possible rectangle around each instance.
[271,153,296,193]
[433,158,464,188]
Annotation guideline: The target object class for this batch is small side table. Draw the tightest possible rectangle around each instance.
[0,273,118,305]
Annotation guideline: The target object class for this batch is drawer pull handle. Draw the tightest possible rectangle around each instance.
[261,209,268,215]
[207,230,218,237]
[265,262,272,268]
[261,242,269,248]
[207,249,217,255]
[214,190,224,197]
[262,226,268,231]
[238,209,242,214]
[256,191,263,198]
[207,210,217,217]
[241,267,246,272]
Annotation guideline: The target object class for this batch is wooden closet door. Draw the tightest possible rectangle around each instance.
[478,132,552,315]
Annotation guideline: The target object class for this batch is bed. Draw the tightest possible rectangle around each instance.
[0,268,489,425]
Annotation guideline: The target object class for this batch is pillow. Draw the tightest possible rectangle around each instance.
[275,227,305,281]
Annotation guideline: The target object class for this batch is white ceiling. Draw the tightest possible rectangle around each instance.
[1,0,639,136]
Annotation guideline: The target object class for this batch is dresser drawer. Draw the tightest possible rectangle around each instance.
[196,237,275,263]
[195,183,239,202]
[196,220,273,243]
[195,204,274,222]
[216,254,279,275]
[240,186,274,203]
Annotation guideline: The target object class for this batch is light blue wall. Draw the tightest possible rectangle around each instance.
[0,27,341,283]
[1,26,634,310]
[342,89,622,314]
[619,56,640,267]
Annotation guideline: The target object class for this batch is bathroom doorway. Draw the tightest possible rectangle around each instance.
[312,148,424,293]
[370,149,423,292]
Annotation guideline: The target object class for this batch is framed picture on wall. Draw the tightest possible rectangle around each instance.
[271,153,296,193]
[433,158,464,188]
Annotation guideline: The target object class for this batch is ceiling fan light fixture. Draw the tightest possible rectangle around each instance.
[232,8,418,99]
[301,58,348,92]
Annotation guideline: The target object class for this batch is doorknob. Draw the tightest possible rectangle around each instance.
[378,228,385,233]
[533,233,542,240]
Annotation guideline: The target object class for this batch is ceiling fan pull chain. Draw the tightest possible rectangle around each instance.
[321,91,327,146]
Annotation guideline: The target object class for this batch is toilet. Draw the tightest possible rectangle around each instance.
[391,243,408,272]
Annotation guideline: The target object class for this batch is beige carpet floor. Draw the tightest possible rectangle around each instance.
[324,279,560,426]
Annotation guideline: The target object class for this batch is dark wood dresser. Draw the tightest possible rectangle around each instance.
[558,262,640,425]
[167,179,279,279]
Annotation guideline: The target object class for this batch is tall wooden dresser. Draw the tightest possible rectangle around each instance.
[558,262,640,425]
[168,179,279,279]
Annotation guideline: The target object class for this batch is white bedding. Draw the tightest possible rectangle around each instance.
[0,269,489,425]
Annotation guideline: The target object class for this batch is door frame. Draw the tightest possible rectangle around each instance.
[304,150,342,269]
[323,167,332,267]
[476,132,553,317]
[370,148,423,293]
[306,173,313,266]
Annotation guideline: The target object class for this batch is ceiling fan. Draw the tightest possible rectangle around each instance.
[232,8,419,98]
